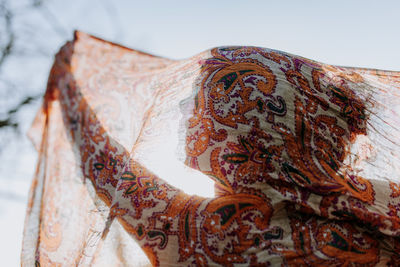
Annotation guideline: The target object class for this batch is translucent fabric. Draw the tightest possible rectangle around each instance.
[22,31,400,266]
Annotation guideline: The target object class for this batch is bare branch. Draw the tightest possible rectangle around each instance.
[0,94,41,129]
[0,0,15,71]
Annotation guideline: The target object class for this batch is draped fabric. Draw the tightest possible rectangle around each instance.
[22,31,400,266]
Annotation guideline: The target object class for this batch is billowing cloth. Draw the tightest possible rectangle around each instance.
[22,31,400,266]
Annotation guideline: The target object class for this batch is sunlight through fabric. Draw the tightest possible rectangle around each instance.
[22,31,400,266]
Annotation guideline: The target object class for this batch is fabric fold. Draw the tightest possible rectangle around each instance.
[22,31,400,266]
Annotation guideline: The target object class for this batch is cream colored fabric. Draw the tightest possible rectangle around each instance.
[22,31,400,266]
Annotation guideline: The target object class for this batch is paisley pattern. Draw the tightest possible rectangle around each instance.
[22,31,400,266]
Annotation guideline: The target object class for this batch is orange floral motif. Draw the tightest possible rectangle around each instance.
[273,95,374,203]
[223,128,283,184]
[282,212,379,266]
[23,32,400,266]
[201,55,279,128]
[390,182,400,198]
[200,193,273,266]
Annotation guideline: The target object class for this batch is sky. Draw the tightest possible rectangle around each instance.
[84,0,400,70]
[1,0,400,265]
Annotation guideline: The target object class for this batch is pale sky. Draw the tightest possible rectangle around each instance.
[1,0,400,265]
[68,0,400,70]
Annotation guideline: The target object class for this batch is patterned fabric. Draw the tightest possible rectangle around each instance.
[22,31,400,266]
